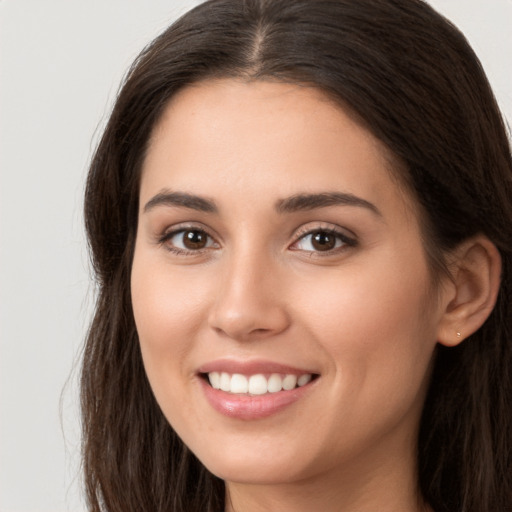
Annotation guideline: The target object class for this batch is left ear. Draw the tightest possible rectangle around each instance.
[436,235,502,347]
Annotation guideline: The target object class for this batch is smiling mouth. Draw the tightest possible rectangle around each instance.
[202,372,319,395]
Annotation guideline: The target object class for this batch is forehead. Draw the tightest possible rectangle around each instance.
[141,79,414,220]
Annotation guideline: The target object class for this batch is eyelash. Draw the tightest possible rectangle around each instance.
[290,226,357,256]
[158,225,218,256]
[158,224,357,257]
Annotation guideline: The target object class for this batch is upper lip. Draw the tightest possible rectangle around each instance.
[197,358,318,376]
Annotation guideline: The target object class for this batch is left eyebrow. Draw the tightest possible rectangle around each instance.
[275,192,382,216]
[143,190,218,213]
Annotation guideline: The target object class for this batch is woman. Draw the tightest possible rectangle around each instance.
[81,0,512,511]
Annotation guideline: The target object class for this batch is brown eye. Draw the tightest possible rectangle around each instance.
[292,228,356,254]
[311,231,336,251]
[182,230,208,249]
[163,228,216,253]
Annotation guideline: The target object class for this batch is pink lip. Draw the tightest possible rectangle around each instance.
[197,358,316,376]
[199,379,316,420]
[197,359,319,420]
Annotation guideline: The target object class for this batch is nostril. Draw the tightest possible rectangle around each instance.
[207,282,290,341]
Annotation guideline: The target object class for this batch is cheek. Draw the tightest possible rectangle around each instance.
[293,251,437,408]
[130,247,213,407]
[132,257,209,347]
[296,259,432,342]
[130,258,216,438]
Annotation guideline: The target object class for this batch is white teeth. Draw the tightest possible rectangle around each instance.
[297,374,312,387]
[248,374,268,395]
[208,371,221,389]
[230,373,248,393]
[267,373,282,393]
[220,372,231,392]
[207,372,314,394]
[282,374,297,390]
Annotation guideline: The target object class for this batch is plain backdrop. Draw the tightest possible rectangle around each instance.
[0,1,510,511]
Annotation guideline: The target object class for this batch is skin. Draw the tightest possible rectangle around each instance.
[130,79,452,512]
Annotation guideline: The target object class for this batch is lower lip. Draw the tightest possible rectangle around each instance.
[199,377,317,420]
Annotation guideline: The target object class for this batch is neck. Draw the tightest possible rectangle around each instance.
[224,430,432,512]
[225,470,431,512]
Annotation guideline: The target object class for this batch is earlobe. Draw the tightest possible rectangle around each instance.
[436,236,501,347]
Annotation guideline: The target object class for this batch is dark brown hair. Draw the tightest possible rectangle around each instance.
[82,1,512,510]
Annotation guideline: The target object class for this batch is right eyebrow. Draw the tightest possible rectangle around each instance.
[143,190,218,213]
[275,191,381,216]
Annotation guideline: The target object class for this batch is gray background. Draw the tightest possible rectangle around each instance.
[1,1,510,511]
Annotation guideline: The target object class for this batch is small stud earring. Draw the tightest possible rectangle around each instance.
[456,331,461,338]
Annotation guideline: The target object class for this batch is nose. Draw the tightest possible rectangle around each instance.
[208,251,290,341]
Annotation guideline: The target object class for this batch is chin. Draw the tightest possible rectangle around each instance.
[184,431,317,485]
[203,456,306,486]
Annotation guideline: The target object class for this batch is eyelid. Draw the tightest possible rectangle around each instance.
[293,222,356,239]
[289,223,357,253]
[155,221,357,256]
[157,222,220,255]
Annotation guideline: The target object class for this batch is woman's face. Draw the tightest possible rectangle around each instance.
[131,79,446,487]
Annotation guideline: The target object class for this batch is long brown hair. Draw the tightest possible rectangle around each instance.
[82,1,512,510]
